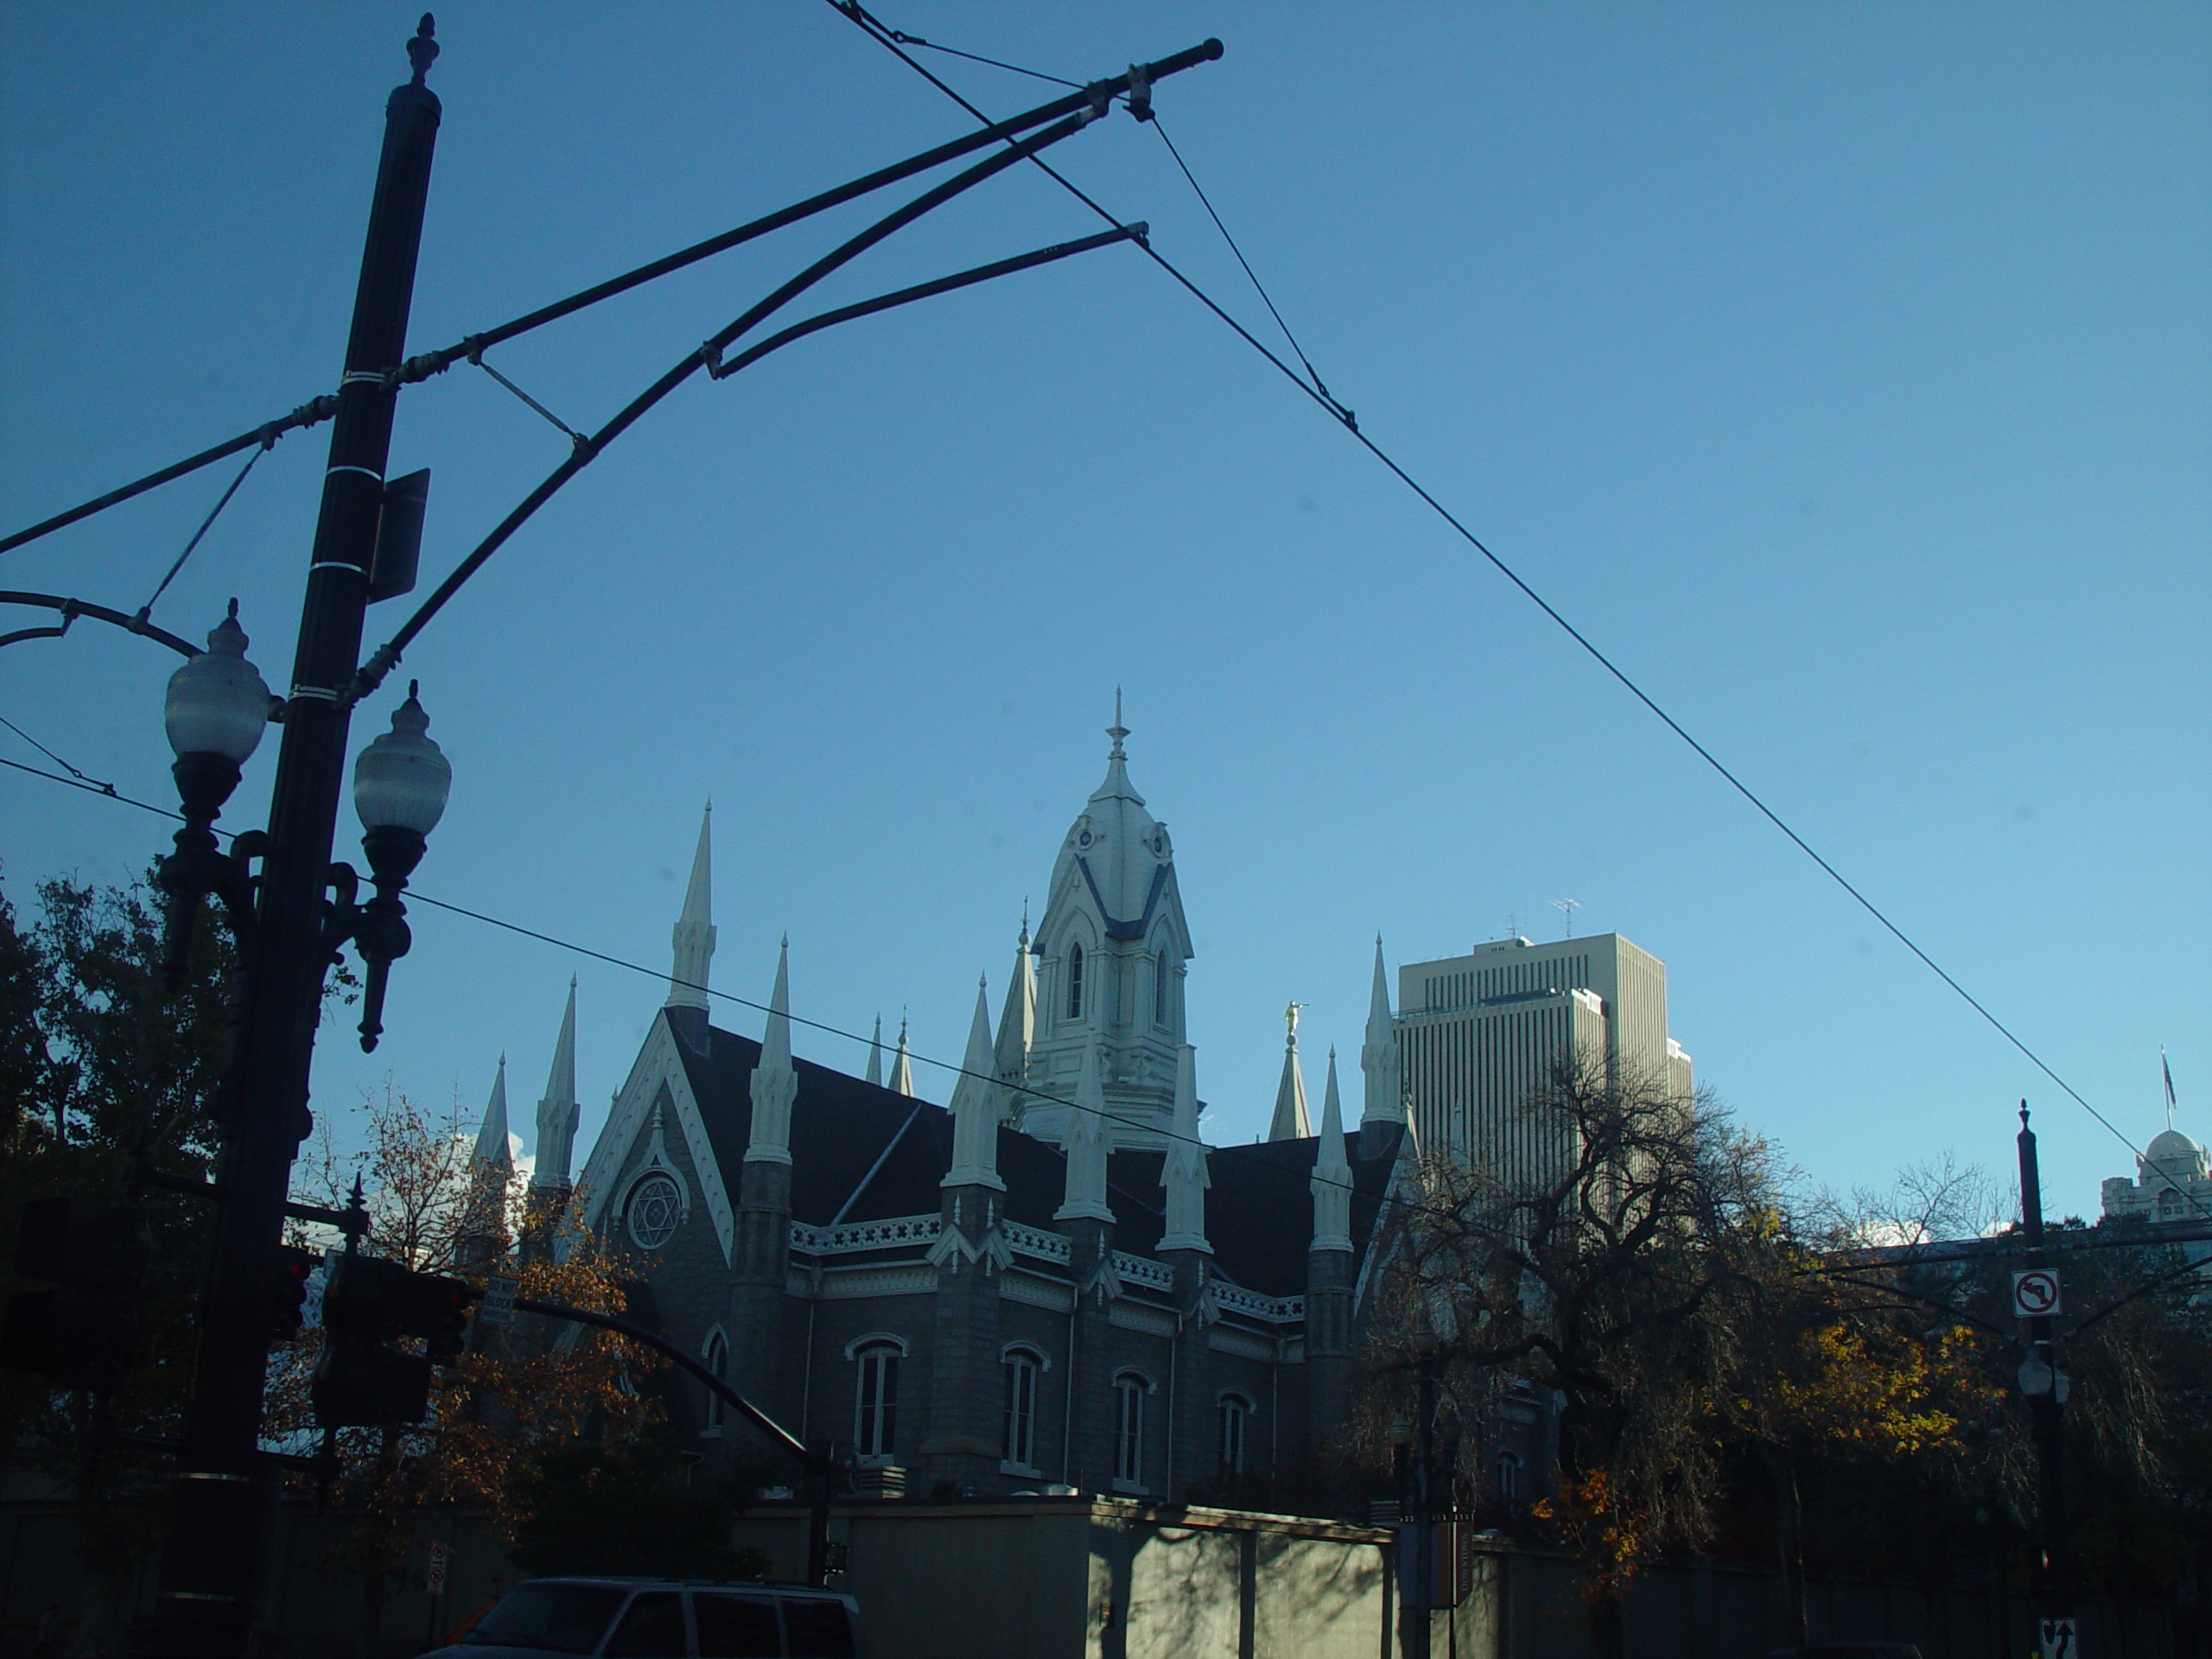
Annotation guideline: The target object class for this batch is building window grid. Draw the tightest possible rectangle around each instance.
[702,1329,728,1431]
[1113,1374,1148,1488]
[855,1344,899,1460]
[1002,1349,1040,1470]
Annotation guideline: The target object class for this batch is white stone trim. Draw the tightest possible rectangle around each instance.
[842,1330,911,1361]
[575,1011,735,1266]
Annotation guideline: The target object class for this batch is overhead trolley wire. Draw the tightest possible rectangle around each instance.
[823,0,2194,1212]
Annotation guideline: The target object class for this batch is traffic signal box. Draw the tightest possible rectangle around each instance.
[312,1253,480,1427]
[1,1198,154,1392]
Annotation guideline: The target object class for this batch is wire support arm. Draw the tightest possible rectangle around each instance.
[513,1296,821,1470]
[349,108,1116,702]
[707,221,1147,380]
[0,591,201,658]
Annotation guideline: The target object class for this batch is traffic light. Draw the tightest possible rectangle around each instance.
[311,1253,481,1427]
[0,1198,153,1392]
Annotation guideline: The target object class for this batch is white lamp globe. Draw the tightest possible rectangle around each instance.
[163,603,270,764]
[352,682,452,836]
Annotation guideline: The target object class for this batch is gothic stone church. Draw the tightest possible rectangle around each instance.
[518,721,1416,1499]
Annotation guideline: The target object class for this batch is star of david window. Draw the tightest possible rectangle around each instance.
[626,1173,683,1250]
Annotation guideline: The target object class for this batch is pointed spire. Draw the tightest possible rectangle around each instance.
[1158,1043,1211,1254]
[889,1013,914,1096]
[532,978,582,1191]
[865,1014,884,1087]
[747,938,798,1165]
[667,802,716,1014]
[474,1054,513,1173]
[1268,1001,1312,1141]
[994,914,1036,1111]
[1056,1039,1116,1222]
[1312,1047,1353,1251]
[944,976,1006,1192]
[1093,690,1142,804]
[1361,935,1403,1128]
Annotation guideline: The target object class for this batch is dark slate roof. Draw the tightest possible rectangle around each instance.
[674,1019,1405,1294]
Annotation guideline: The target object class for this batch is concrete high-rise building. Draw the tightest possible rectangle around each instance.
[1395,932,1692,1182]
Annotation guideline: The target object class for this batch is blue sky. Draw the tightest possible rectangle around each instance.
[3,4,2205,1223]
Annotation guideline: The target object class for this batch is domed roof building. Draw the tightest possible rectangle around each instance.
[2102,1118,2212,1224]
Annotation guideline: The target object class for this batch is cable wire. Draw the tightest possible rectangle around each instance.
[876,27,1084,88]
[0,721,119,798]
[136,441,269,626]
[825,0,2181,1209]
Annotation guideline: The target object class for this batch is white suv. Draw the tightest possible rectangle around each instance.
[422,1578,864,1659]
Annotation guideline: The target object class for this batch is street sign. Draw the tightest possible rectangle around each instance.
[2012,1268,2062,1319]
[425,1541,449,1598]
[2038,1617,2075,1659]
[479,1274,517,1326]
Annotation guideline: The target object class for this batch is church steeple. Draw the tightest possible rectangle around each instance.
[944,977,1005,1192]
[474,1054,513,1176]
[889,1014,915,1096]
[995,914,1036,1122]
[1158,1043,1211,1254]
[666,803,715,1048]
[1311,1049,1353,1251]
[1268,1001,1312,1141]
[532,979,581,1192]
[1055,1039,1115,1223]
[1360,935,1403,1141]
[1024,703,1192,1149]
[866,1014,884,1087]
[746,939,798,1165]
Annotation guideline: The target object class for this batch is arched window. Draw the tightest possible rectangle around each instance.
[702,1329,729,1432]
[1494,1451,1522,1507]
[1154,950,1171,1027]
[1067,944,1084,1020]
[854,1340,901,1461]
[1001,1346,1044,1471]
[1217,1393,1253,1476]
[1113,1370,1152,1491]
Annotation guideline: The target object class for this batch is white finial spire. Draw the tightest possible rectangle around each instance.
[995,916,1036,1112]
[1361,936,1403,1129]
[866,1014,884,1086]
[1312,1048,1353,1250]
[747,939,798,1165]
[1158,1044,1211,1253]
[666,802,715,1014]
[944,976,1005,1192]
[1056,1039,1116,1222]
[1268,1002,1312,1141]
[532,978,582,1190]
[1108,688,1127,759]
[889,1012,914,1096]
[474,1054,513,1174]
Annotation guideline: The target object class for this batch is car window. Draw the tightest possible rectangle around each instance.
[780,1599,855,1659]
[696,1592,780,1658]
[601,1592,687,1658]
[462,1583,628,1653]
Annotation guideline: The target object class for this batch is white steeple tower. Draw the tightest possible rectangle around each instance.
[944,977,1005,1192]
[1055,1039,1116,1222]
[1024,700,1192,1150]
[1360,935,1402,1131]
[889,1014,915,1096]
[995,914,1036,1122]
[474,1054,513,1175]
[532,979,582,1192]
[666,803,715,1032]
[1268,1001,1313,1141]
[1311,1048,1353,1251]
[747,938,798,1165]
[1158,1044,1211,1254]
[866,1014,884,1087]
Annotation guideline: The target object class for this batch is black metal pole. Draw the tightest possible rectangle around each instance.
[1402,1354,1436,1659]
[2015,1103,2071,1624]
[143,22,442,1657]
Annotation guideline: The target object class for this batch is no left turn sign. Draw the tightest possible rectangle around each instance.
[2012,1268,2063,1318]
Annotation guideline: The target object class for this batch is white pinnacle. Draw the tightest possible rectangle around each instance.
[666,802,715,1013]
[1268,1001,1312,1141]
[1055,1039,1116,1222]
[866,1014,884,1087]
[889,1014,914,1097]
[1158,1043,1211,1254]
[532,977,581,1190]
[944,976,1005,1191]
[474,1053,513,1174]
[1312,1046,1353,1251]
[1360,934,1403,1128]
[746,938,798,1165]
